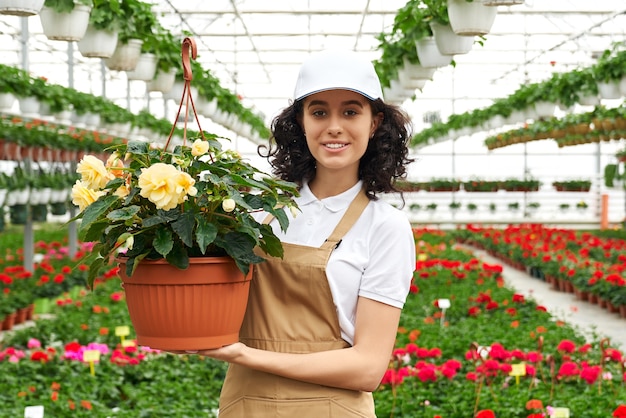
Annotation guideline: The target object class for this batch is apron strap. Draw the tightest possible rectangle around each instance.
[320,189,369,250]
[260,189,370,250]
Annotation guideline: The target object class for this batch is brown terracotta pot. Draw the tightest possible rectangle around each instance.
[14,307,28,325]
[118,257,253,351]
[619,305,626,319]
[1,312,16,331]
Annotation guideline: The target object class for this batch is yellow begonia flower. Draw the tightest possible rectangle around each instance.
[191,139,209,157]
[222,198,236,212]
[138,163,197,211]
[71,180,105,211]
[77,155,113,190]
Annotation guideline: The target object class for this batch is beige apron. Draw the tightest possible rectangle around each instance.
[218,190,375,417]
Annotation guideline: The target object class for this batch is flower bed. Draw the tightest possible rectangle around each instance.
[0,227,624,416]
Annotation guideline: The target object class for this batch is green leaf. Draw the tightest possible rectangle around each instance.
[195,216,218,254]
[78,195,119,239]
[81,219,109,242]
[216,232,264,268]
[165,244,188,270]
[107,205,140,222]
[154,228,174,257]
[272,207,290,232]
[171,212,195,248]
[126,140,150,155]
[143,209,180,228]
[258,224,284,258]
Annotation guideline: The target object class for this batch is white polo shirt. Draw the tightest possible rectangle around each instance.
[259,180,416,345]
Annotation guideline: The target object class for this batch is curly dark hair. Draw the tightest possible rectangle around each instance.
[258,98,414,202]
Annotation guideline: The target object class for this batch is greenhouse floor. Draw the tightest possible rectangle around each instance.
[465,245,626,352]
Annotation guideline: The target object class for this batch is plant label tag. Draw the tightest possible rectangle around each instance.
[121,339,136,348]
[552,408,570,418]
[509,363,526,376]
[83,350,100,363]
[115,326,130,337]
[24,405,44,418]
[437,299,451,309]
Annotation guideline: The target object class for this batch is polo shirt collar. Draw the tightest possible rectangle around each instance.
[298,180,363,213]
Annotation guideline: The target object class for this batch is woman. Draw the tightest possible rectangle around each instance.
[192,50,416,417]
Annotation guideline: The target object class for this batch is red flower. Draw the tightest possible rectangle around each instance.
[476,409,496,418]
[580,365,601,384]
[468,306,481,316]
[556,339,576,353]
[613,405,626,417]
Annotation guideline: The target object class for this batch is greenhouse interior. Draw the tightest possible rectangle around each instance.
[1,0,626,417]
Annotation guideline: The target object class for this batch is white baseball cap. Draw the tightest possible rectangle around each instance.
[293,49,384,101]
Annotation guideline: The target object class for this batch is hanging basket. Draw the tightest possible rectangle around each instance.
[0,0,44,16]
[77,25,119,59]
[430,22,474,56]
[401,58,436,80]
[18,96,40,116]
[447,0,497,36]
[118,257,253,351]
[105,39,144,71]
[0,92,15,111]
[415,37,453,68]
[146,68,177,94]
[39,4,91,42]
[126,53,158,82]
[597,81,622,100]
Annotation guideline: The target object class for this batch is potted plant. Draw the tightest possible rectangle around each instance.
[0,0,45,16]
[71,132,299,350]
[39,0,93,42]
[77,0,124,58]
[448,201,461,211]
[105,0,156,71]
[552,179,592,192]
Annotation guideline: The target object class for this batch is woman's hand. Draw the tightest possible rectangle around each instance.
[167,342,246,362]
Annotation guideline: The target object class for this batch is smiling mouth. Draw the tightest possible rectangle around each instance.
[324,143,348,149]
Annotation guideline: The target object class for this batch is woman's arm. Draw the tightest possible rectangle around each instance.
[190,296,401,392]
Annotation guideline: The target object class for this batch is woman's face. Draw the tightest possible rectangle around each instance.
[300,89,379,178]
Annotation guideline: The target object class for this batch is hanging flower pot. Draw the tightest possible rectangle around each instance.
[430,22,474,56]
[39,4,91,42]
[196,97,218,118]
[447,0,498,36]
[77,25,119,59]
[578,94,600,107]
[0,0,44,16]
[597,80,622,100]
[415,37,453,68]
[0,92,15,111]
[18,96,40,116]
[118,256,253,351]
[31,203,48,222]
[126,53,158,82]
[534,101,556,119]
[402,58,436,80]
[49,201,68,216]
[9,204,28,225]
[105,39,143,72]
[146,68,178,94]
[163,80,199,104]
[398,69,427,91]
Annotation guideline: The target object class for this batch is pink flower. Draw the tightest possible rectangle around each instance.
[27,338,41,349]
